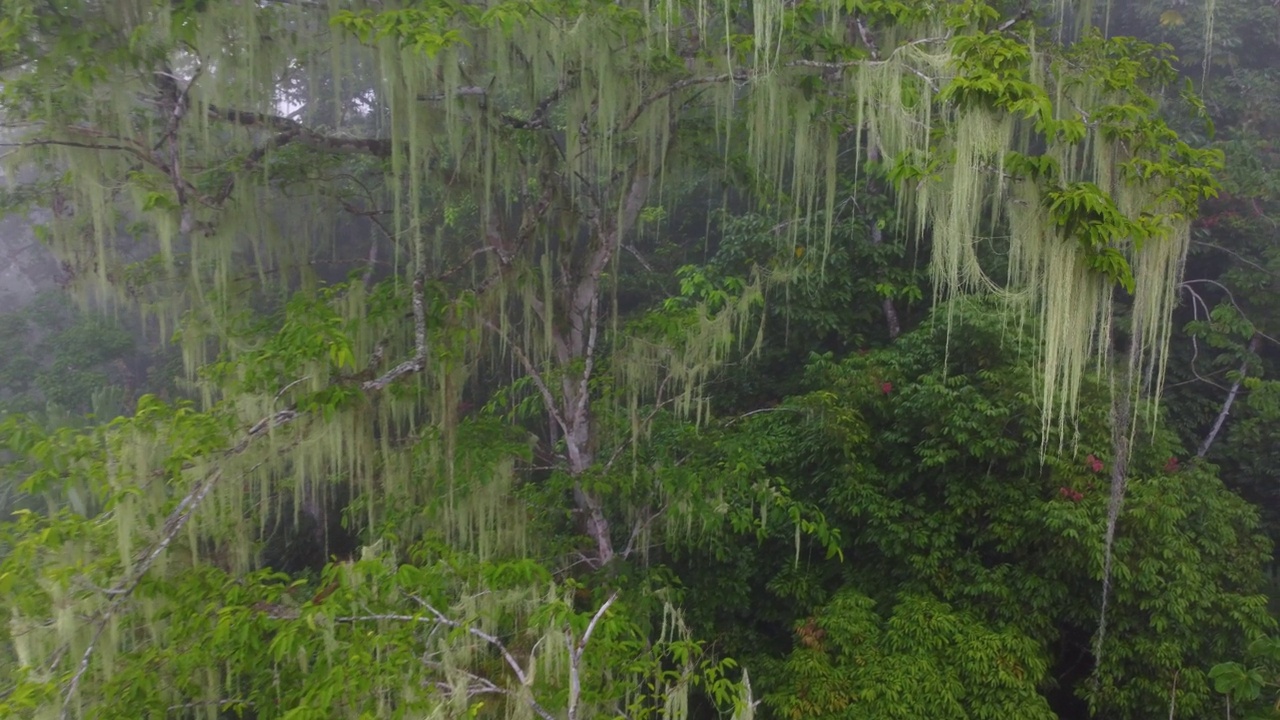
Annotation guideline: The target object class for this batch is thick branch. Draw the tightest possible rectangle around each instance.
[208,105,392,156]
[500,79,571,130]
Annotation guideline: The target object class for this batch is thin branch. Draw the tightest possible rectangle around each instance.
[0,138,149,159]
[482,319,571,438]
[412,598,533,689]
[274,376,310,403]
[334,614,432,623]
[620,504,668,559]
[622,73,748,130]
[1181,278,1280,348]
[1176,284,1230,391]
[59,623,107,720]
[361,268,429,391]
[423,668,556,720]
[603,376,673,471]
[577,592,617,656]
[723,406,804,426]
[341,200,399,246]
[52,400,306,714]
[996,8,1032,32]
[1192,241,1280,279]
[167,699,255,713]
[622,38,948,132]
[1198,334,1261,457]
[623,244,655,272]
[508,83,568,130]
[567,592,618,720]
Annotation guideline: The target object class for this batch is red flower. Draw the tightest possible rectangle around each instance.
[1163,456,1180,474]
[1059,486,1083,502]
[880,381,893,395]
[1086,454,1104,473]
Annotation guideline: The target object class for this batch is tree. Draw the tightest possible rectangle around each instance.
[0,0,1228,717]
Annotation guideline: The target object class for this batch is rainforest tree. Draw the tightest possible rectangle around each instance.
[0,0,1234,718]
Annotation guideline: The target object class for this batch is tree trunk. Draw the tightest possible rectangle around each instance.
[869,220,902,340]
[553,170,652,568]
[864,145,900,340]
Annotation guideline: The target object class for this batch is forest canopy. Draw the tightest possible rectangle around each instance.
[0,0,1277,719]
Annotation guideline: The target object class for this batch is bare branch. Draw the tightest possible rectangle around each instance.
[622,38,947,133]
[423,667,556,720]
[53,402,303,716]
[411,597,534,689]
[59,623,107,720]
[577,592,617,656]
[1198,334,1262,457]
[1181,278,1280,348]
[620,504,667,559]
[1193,240,1280,279]
[996,8,1032,32]
[361,268,429,391]
[622,73,748,131]
[568,593,618,720]
[482,319,571,438]
[623,244,655,272]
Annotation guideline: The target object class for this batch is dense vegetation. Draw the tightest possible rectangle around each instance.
[0,0,1278,718]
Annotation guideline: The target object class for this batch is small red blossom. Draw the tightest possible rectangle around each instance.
[880,381,893,395]
[1086,454,1104,473]
[1059,486,1084,502]
[1163,456,1180,474]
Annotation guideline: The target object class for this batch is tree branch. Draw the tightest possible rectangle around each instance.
[854,17,879,60]
[208,104,393,156]
[621,39,948,133]
[412,598,535,690]
[57,404,298,718]
[482,319,571,439]
[622,73,748,130]
[361,268,428,391]
[1198,334,1261,457]
[567,592,618,720]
